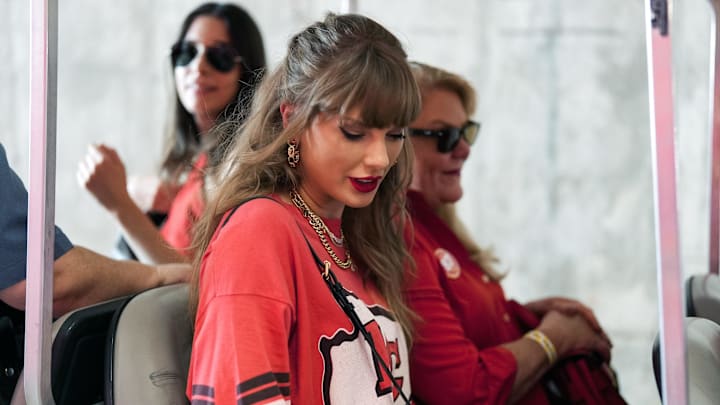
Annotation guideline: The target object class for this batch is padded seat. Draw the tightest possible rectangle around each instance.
[104,284,192,405]
[652,317,720,404]
[10,294,131,405]
[686,273,720,324]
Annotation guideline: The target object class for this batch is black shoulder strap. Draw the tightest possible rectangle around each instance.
[298,232,411,405]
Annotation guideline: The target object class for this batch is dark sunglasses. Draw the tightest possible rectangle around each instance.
[171,41,242,73]
[409,120,481,153]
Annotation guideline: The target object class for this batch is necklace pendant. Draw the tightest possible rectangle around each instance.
[327,231,345,247]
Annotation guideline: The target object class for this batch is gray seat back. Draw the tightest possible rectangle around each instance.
[10,295,130,405]
[653,317,720,404]
[686,274,720,324]
[105,284,192,405]
[686,317,720,404]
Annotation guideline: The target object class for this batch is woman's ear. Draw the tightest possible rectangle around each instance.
[280,102,294,128]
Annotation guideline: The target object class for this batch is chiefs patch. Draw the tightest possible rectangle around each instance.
[318,292,410,404]
[434,248,461,279]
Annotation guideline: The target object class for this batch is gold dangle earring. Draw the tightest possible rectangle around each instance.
[287,139,300,168]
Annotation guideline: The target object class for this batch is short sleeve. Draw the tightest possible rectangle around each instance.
[187,199,299,405]
[0,144,73,290]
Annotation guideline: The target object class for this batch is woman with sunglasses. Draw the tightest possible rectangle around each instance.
[404,62,616,404]
[187,13,418,404]
[77,3,266,264]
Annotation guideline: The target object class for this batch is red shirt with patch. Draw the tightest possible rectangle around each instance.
[187,197,412,405]
[160,153,207,256]
[405,190,550,405]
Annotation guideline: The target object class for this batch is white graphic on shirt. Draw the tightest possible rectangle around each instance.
[318,292,410,404]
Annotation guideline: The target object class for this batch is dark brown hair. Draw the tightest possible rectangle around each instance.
[160,2,266,184]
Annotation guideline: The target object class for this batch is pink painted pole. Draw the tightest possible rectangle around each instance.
[25,0,58,403]
[340,0,358,13]
[645,0,688,404]
[708,0,720,275]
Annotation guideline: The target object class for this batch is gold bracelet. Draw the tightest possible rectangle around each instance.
[524,330,558,365]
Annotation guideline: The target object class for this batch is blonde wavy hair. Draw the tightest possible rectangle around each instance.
[190,14,422,340]
[410,62,504,280]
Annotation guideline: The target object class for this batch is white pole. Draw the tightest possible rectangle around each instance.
[707,0,720,275]
[340,0,358,14]
[25,0,58,403]
[644,0,688,403]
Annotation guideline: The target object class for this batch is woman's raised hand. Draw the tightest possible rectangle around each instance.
[77,144,132,213]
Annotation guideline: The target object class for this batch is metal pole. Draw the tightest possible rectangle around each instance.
[25,0,58,403]
[340,0,358,14]
[708,0,720,275]
[645,0,688,403]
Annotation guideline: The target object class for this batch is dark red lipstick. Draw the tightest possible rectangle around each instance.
[350,176,381,193]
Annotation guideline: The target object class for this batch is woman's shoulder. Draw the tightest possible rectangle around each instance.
[200,197,301,306]
[204,196,301,273]
[219,196,295,232]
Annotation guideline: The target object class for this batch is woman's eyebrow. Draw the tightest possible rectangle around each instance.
[339,117,366,127]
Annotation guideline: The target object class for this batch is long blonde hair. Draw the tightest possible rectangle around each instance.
[191,14,421,339]
[410,62,504,280]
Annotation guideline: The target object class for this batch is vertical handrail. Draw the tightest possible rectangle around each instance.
[645,1,688,404]
[340,0,358,13]
[708,0,720,275]
[25,0,58,403]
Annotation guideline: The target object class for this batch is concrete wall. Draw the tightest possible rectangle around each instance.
[3,1,714,403]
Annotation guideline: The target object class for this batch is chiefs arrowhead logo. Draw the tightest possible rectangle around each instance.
[318,293,409,404]
[435,248,461,279]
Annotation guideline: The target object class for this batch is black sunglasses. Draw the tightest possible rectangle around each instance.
[171,41,242,73]
[409,120,481,153]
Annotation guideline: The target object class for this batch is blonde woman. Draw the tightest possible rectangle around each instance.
[405,62,617,404]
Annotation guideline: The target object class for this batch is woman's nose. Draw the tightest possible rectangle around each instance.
[452,137,471,160]
[365,135,391,170]
[188,49,210,74]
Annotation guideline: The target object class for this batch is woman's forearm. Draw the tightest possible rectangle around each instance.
[113,199,187,264]
[502,338,554,403]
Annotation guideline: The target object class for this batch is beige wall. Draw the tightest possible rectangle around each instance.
[4,1,716,403]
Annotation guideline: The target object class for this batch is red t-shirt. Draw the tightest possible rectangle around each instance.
[160,153,207,256]
[405,190,550,405]
[187,197,412,404]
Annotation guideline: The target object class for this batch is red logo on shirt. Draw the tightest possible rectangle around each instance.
[363,320,403,400]
[318,293,409,404]
[435,248,461,279]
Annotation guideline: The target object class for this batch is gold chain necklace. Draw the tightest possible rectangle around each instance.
[289,190,354,270]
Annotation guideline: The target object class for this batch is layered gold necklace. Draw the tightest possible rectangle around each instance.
[289,189,354,270]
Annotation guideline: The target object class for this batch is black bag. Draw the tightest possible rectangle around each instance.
[0,301,24,405]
